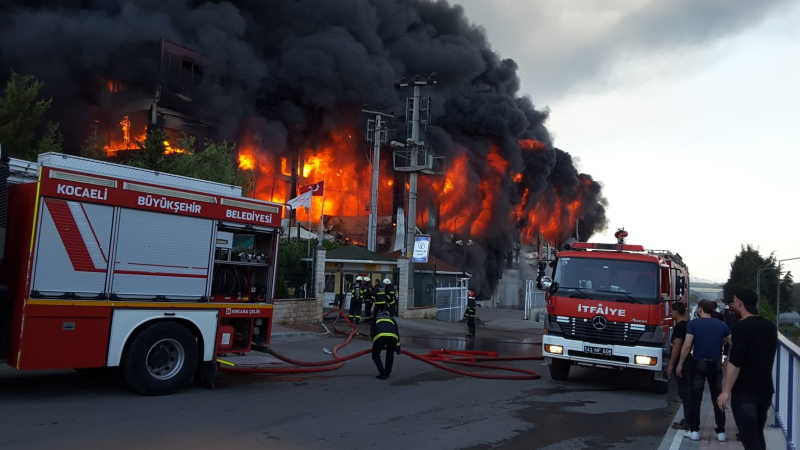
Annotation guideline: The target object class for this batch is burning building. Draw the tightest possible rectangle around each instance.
[0,0,608,298]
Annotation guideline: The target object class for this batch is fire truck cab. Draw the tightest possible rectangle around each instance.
[539,230,689,394]
[0,151,282,395]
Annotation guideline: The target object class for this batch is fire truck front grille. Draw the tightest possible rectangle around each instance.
[554,316,655,345]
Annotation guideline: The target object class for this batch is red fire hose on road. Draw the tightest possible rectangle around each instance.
[218,308,543,379]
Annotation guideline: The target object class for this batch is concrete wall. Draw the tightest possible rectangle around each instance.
[397,257,409,318]
[403,306,437,319]
[491,269,523,309]
[273,298,319,325]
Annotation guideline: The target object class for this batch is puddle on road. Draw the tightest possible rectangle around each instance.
[400,336,542,357]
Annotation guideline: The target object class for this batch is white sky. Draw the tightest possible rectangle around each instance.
[457,0,800,283]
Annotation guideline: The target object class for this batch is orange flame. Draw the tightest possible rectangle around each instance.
[239,153,255,170]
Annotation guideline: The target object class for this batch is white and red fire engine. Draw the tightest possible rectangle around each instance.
[539,229,689,393]
[0,150,283,395]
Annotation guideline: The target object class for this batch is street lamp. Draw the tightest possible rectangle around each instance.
[455,239,473,278]
[776,257,800,327]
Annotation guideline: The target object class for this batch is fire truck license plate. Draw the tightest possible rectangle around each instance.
[584,346,613,356]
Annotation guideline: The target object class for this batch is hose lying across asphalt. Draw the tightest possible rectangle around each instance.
[218,308,543,380]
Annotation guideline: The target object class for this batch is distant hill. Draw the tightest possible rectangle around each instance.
[691,282,723,289]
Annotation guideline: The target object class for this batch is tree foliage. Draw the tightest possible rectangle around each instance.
[779,272,794,313]
[723,244,793,317]
[80,125,108,160]
[0,71,63,160]
[166,137,252,188]
[128,127,169,171]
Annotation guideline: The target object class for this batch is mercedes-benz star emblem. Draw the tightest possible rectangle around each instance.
[592,315,608,330]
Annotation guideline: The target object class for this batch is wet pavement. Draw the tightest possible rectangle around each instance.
[0,314,681,450]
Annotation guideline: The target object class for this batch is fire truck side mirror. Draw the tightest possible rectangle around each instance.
[540,276,553,290]
[537,261,547,272]
[676,276,686,297]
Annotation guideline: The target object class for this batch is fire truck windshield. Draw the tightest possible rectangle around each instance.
[552,257,659,303]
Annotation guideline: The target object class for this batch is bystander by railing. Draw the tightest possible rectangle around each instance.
[774,333,799,450]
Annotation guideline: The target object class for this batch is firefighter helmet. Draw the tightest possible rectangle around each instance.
[468,290,476,299]
[383,278,391,284]
[355,276,363,282]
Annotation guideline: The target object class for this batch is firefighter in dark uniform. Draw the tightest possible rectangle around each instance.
[465,290,477,337]
[374,279,389,313]
[384,278,397,317]
[363,278,377,322]
[370,310,401,379]
[348,276,364,324]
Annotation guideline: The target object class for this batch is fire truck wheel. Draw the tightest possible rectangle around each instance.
[549,358,570,381]
[122,322,199,396]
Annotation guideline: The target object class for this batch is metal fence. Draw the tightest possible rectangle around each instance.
[773,333,799,450]
[436,278,468,323]
[523,279,547,319]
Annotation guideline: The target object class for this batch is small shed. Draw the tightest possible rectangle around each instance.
[322,245,399,309]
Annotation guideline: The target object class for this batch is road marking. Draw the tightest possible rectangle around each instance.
[669,429,685,450]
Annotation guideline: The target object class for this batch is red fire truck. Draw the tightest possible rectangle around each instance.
[0,150,283,395]
[539,229,689,393]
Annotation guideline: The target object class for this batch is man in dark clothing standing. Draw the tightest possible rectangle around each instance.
[722,299,737,361]
[348,276,364,324]
[717,289,778,450]
[723,299,737,329]
[370,310,401,380]
[667,302,691,430]
[677,300,732,442]
[384,279,397,317]
[464,290,477,337]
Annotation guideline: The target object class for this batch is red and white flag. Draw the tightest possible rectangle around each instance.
[299,181,325,196]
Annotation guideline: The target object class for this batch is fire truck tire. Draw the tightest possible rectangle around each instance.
[121,322,199,396]
[549,358,570,381]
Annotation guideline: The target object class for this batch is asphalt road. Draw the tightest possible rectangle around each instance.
[0,327,678,450]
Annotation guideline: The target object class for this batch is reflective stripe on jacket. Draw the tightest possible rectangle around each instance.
[370,318,400,343]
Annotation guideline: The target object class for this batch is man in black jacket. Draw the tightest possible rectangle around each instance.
[370,310,401,380]
[717,289,778,450]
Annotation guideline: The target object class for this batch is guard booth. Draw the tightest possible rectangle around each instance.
[321,245,399,312]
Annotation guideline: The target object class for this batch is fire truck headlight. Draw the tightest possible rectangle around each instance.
[255,318,263,326]
[634,355,657,366]
[545,344,563,355]
[252,326,261,336]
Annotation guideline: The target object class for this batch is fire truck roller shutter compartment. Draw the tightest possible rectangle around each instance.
[111,208,213,300]
[31,198,114,298]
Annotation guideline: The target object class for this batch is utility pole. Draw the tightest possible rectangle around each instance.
[394,73,437,304]
[363,106,393,252]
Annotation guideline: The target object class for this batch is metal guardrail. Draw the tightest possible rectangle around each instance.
[774,333,799,450]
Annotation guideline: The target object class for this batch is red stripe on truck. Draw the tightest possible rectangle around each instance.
[45,198,104,273]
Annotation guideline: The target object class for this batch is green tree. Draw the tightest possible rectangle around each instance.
[722,244,779,302]
[128,127,168,170]
[166,136,252,188]
[779,271,794,313]
[0,71,63,160]
[792,283,800,311]
[80,125,108,160]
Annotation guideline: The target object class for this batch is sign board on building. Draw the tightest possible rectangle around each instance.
[412,235,431,263]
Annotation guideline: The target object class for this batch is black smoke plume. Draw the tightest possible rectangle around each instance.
[0,0,608,297]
